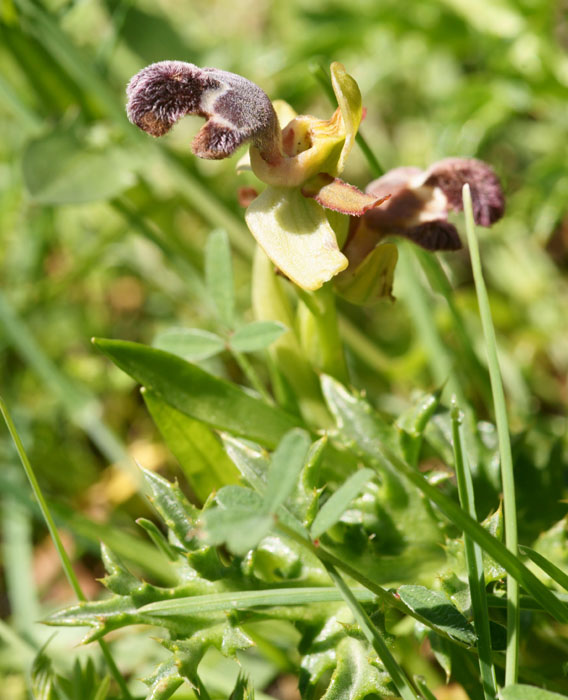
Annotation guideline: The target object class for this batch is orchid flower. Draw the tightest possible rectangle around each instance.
[336,158,505,304]
[126,60,387,290]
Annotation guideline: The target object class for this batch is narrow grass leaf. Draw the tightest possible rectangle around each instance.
[264,429,312,514]
[381,446,568,623]
[206,229,235,328]
[0,398,131,699]
[398,585,476,646]
[310,468,374,539]
[519,546,568,593]
[325,564,419,700]
[463,183,519,685]
[230,321,287,353]
[143,390,239,503]
[320,379,568,623]
[451,400,497,699]
[93,338,301,448]
[140,587,375,616]
[153,328,226,362]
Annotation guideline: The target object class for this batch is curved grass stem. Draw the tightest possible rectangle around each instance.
[0,397,133,700]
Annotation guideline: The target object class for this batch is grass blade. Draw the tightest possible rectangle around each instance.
[0,397,132,700]
[206,229,236,329]
[140,586,376,615]
[451,400,497,700]
[324,563,420,700]
[519,546,568,593]
[463,183,520,685]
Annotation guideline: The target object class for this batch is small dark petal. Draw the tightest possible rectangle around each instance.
[423,157,505,227]
[237,186,259,208]
[400,220,463,251]
[126,60,280,161]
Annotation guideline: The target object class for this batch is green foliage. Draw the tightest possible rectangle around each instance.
[1,0,568,698]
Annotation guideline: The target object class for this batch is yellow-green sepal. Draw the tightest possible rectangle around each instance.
[245,186,348,291]
[335,243,398,305]
[330,61,362,175]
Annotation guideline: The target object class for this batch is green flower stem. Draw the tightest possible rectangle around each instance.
[462,184,519,686]
[451,400,497,700]
[251,247,331,427]
[310,62,385,178]
[297,284,349,385]
[0,397,132,700]
[230,347,274,404]
[324,562,420,700]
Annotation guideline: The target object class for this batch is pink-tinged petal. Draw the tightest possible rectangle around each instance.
[421,157,505,226]
[301,173,390,216]
[126,61,280,162]
[365,166,423,200]
[400,220,462,251]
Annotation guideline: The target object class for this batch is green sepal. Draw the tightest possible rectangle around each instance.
[245,187,348,291]
[335,243,398,306]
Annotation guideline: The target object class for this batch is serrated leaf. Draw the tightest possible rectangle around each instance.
[230,321,287,353]
[144,390,239,504]
[153,328,225,362]
[142,469,199,546]
[311,468,374,539]
[398,585,477,646]
[321,637,395,700]
[23,130,135,204]
[222,435,269,493]
[264,429,312,515]
[100,543,141,595]
[206,229,235,328]
[143,658,184,700]
[93,338,301,448]
[31,648,59,700]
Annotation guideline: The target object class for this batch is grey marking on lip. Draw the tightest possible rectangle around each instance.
[126,60,281,162]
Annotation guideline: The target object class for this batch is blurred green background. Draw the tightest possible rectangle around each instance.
[1,0,567,696]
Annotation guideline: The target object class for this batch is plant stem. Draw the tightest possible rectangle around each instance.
[230,348,273,404]
[0,397,132,700]
[451,399,497,700]
[462,184,519,685]
[297,285,349,384]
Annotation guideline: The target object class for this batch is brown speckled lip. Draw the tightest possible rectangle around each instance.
[126,60,281,163]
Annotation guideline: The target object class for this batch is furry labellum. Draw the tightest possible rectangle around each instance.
[126,60,281,163]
